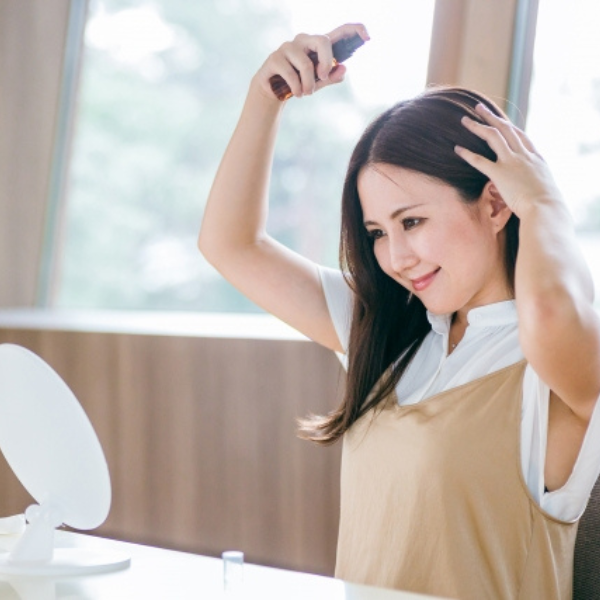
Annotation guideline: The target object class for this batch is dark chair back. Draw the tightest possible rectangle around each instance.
[573,475,600,599]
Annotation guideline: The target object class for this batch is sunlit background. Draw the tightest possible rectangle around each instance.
[527,0,600,287]
[54,0,434,312]
[55,0,600,311]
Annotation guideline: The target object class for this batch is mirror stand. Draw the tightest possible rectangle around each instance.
[8,502,64,566]
[0,500,129,576]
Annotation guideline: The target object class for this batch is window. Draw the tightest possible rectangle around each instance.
[54,0,434,312]
[526,0,600,292]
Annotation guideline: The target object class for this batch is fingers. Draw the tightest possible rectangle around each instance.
[460,115,512,160]
[295,33,333,83]
[513,127,539,155]
[460,107,526,161]
[454,144,494,179]
[455,101,551,217]
[463,103,541,157]
[269,44,304,97]
[262,23,368,99]
[458,102,545,169]
[478,107,538,155]
[274,38,320,96]
[455,107,514,175]
[455,109,521,178]
[474,103,528,153]
[314,64,347,93]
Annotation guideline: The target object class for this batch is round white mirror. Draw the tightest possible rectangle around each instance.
[0,344,129,576]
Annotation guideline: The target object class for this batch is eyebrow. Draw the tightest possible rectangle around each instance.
[363,203,425,227]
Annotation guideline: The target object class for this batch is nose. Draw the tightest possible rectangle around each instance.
[388,234,417,275]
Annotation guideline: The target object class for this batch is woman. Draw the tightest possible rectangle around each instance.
[198,23,600,600]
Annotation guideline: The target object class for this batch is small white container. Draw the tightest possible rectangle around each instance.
[222,550,244,591]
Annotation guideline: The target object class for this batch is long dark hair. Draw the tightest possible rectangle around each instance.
[299,86,520,444]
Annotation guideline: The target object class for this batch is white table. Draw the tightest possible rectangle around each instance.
[0,531,447,599]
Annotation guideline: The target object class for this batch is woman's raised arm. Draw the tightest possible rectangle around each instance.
[198,24,368,352]
[456,103,600,423]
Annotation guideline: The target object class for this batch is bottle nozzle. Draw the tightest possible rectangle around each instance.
[332,34,366,63]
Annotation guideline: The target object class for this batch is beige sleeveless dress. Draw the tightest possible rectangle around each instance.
[335,361,578,599]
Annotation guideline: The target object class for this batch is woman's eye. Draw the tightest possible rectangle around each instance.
[367,229,385,240]
[402,218,422,231]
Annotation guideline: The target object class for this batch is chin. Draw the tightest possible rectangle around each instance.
[417,297,458,316]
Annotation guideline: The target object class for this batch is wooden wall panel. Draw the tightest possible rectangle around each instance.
[0,329,343,575]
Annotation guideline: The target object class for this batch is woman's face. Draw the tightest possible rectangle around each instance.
[357,163,511,317]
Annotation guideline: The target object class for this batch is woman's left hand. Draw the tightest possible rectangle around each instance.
[458,103,600,430]
[454,103,562,218]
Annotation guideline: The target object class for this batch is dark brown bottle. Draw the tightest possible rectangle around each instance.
[269,34,365,101]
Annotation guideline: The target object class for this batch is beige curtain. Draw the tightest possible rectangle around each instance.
[0,0,79,307]
[427,0,518,108]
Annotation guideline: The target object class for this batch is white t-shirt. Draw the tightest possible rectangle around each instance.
[319,265,600,522]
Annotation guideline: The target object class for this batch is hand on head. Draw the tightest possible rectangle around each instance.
[455,104,562,217]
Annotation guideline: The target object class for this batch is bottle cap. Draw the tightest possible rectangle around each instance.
[332,34,366,63]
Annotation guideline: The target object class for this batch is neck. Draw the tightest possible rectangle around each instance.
[448,312,467,353]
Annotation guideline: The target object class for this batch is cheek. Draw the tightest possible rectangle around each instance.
[436,219,485,260]
[372,241,391,273]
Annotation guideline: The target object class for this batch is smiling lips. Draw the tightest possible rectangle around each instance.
[410,268,440,292]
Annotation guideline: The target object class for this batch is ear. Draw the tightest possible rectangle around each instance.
[481,181,512,233]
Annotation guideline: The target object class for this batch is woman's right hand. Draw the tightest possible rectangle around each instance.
[252,23,369,102]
